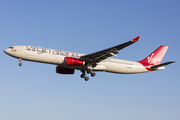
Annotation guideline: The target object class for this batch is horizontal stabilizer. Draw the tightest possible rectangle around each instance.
[150,61,175,69]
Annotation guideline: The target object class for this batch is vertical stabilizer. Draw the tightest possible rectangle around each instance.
[138,45,168,65]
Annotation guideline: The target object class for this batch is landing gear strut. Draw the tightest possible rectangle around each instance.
[87,69,96,77]
[19,59,22,66]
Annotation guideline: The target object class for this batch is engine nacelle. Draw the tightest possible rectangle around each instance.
[56,66,74,74]
[65,57,85,66]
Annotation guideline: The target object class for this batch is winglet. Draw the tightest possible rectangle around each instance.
[131,36,140,42]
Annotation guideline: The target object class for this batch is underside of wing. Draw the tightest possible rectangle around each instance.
[80,36,140,67]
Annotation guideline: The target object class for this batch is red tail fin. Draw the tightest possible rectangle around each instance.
[138,45,168,65]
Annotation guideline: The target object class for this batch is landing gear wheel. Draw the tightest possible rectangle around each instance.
[19,59,22,66]
[85,77,89,81]
[80,74,85,78]
[19,63,22,66]
[87,69,91,74]
[91,73,96,77]
[80,71,90,81]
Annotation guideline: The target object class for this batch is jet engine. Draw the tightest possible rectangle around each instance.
[56,66,74,74]
[65,57,85,66]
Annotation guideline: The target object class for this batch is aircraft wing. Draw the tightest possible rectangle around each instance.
[80,36,140,67]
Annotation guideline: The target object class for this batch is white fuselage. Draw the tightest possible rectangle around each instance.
[4,45,164,74]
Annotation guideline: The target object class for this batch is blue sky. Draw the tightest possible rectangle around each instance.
[0,0,180,120]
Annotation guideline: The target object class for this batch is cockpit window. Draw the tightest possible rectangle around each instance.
[9,47,14,49]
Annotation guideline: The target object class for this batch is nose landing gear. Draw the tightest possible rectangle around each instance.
[19,59,22,66]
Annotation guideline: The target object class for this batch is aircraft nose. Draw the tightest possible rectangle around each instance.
[4,49,7,53]
[4,48,9,54]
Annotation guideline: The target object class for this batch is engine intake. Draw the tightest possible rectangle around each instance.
[56,66,74,74]
[65,57,85,66]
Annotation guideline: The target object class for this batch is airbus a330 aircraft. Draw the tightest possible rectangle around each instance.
[4,36,175,81]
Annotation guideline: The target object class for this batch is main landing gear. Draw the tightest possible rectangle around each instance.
[19,59,22,66]
[87,69,96,77]
[80,70,96,81]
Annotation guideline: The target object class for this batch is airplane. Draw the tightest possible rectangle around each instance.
[4,36,175,81]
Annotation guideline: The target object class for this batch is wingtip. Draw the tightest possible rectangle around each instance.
[131,36,140,42]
